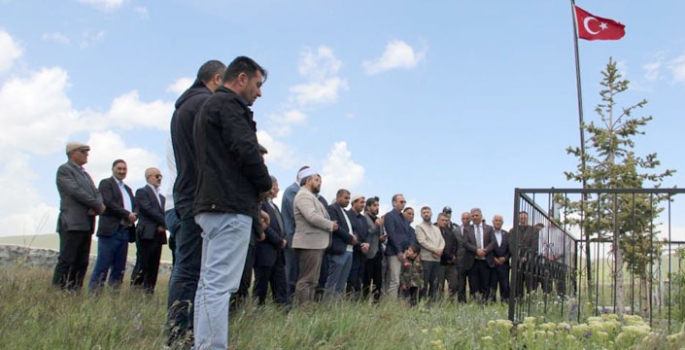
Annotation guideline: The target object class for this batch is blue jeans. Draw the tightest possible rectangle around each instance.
[89,228,129,291]
[324,251,353,299]
[193,213,251,350]
[166,212,203,344]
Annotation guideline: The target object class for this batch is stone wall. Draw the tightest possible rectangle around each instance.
[0,244,173,275]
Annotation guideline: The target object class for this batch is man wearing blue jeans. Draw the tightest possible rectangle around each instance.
[192,56,272,350]
[325,189,358,300]
[166,60,225,347]
[89,159,137,291]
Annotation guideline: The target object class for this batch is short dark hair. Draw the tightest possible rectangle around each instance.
[420,206,431,212]
[223,56,267,83]
[197,60,226,84]
[112,159,126,168]
[336,189,350,198]
[365,196,379,207]
[403,207,414,213]
[408,243,421,254]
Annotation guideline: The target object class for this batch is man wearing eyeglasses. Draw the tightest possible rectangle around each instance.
[384,194,413,299]
[131,167,167,293]
[53,142,105,291]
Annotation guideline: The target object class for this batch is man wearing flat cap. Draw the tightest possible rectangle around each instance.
[53,142,105,291]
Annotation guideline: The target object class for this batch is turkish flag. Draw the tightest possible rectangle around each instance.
[574,5,625,41]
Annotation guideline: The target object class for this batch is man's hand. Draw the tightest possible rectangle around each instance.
[360,243,370,254]
[157,226,166,234]
[98,204,106,215]
[375,217,384,227]
[281,239,287,249]
[257,232,266,242]
[476,248,486,257]
[331,221,339,232]
[435,249,444,258]
[379,234,387,242]
[127,213,138,223]
[397,252,405,263]
[87,209,96,216]
[350,236,358,246]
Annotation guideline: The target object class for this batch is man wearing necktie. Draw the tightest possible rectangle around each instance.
[254,176,288,305]
[462,208,495,302]
[131,167,167,293]
[53,142,105,291]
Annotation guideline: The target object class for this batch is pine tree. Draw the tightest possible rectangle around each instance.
[562,57,675,316]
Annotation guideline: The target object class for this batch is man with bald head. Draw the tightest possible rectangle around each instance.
[131,167,167,293]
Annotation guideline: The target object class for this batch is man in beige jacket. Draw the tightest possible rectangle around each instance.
[292,168,338,305]
[414,206,445,301]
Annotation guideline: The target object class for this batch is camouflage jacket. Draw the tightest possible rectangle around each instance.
[400,257,423,288]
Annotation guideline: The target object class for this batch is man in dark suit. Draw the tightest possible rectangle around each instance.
[131,167,167,293]
[489,214,511,303]
[89,159,137,291]
[384,194,412,299]
[325,189,358,300]
[463,208,495,302]
[509,211,539,297]
[253,176,288,305]
[347,194,370,298]
[53,142,105,291]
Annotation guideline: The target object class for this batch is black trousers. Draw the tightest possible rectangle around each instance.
[131,237,164,293]
[53,230,92,291]
[346,251,365,297]
[489,263,510,303]
[253,255,287,305]
[362,251,383,301]
[467,259,492,301]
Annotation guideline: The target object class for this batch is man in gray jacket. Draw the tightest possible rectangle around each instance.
[53,141,105,291]
[292,168,337,305]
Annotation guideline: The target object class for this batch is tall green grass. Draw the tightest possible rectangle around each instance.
[2,267,684,349]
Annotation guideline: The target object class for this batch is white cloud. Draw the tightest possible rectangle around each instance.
[267,109,308,137]
[257,129,300,169]
[643,61,661,82]
[85,130,162,186]
[298,46,342,81]
[78,0,125,12]
[363,40,425,75]
[166,76,194,96]
[0,30,23,74]
[41,32,70,45]
[0,67,82,155]
[289,77,348,106]
[80,30,106,48]
[96,90,174,130]
[320,141,365,202]
[134,6,148,19]
[669,54,685,83]
[0,153,59,236]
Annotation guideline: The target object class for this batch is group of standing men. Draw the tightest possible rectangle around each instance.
[53,145,169,294]
[53,55,551,350]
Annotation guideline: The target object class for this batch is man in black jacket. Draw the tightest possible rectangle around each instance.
[131,167,167,293]
[192,56,272,350]
[166,60,225,347]
[89,159,137,291]
[324,189,358,300]
[253,175,288,305]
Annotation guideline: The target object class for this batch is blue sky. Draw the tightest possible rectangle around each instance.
[0,0,683,238]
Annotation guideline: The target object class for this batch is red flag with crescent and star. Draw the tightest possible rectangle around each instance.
[574,5,625,41]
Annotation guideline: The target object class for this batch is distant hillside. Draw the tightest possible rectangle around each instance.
[0,233,173,262]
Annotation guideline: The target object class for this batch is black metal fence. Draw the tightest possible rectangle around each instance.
[508,188,685,333]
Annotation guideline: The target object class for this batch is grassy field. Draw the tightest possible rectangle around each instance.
[2,267,685,349]
[0,233,173,262]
